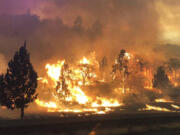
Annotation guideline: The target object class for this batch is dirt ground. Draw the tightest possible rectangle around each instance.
[1,112,180,135]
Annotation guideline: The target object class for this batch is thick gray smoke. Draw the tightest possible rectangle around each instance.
[0,0,162,73]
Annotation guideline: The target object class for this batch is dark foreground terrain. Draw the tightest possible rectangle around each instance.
[1,112,180,135]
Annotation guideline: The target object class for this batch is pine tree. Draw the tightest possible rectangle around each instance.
[4,41,38,119]
[153,66,170,89]
[0,75,13,108]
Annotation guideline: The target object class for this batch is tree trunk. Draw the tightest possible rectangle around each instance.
[21,106,24,120]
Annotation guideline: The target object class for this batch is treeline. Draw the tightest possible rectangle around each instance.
[0,41,179,120]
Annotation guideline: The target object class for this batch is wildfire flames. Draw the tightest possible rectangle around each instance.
[168,70,180,87]
[35,51,180,114]
[141,104,171,112]
[36,52,123,114]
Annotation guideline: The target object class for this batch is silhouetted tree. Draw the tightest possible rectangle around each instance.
[79,63,92,85]
[153,66,170,89]
[100,56,108,70]
[4,41,38,119]
[112,49,128,73]
[167,58,180,70]
[166,58,180,82]
[112,49,129,93]
[89,20,102,39]
[99,56,108,79]
[73,16,83,33]
[0,75,13,108]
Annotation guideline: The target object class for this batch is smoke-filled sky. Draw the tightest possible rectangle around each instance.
[0,0,180,73]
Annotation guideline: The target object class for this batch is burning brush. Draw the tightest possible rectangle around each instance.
[35,50,180,114]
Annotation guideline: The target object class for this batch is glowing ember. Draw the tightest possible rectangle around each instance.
[171,104,180,109]
[155,98,173,103]
[35,99,57,109]
[142,104,171,112]
[91,98,121,107]
[35,98,117,114]
[1,106,6,109]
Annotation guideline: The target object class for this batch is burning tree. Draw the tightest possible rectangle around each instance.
[78,62,96,86]
[99,56,108,79]
[166,58,180,87]
[112,49,129,93]
[77,53,98,86]
[55,63,71,103]
[100,56,108,70]
[167,58,180,71]
[3,41,38,119]
[153,66,171,90]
